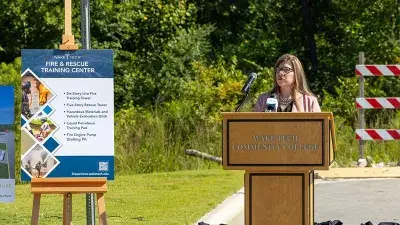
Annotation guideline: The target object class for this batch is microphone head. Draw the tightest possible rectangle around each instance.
[249,72,258,79]
[269,93,277,99]
[241,72,258,93]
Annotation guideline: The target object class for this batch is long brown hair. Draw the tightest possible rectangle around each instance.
[271,54,315,110]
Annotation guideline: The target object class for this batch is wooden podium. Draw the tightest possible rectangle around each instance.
[222,112,336,225]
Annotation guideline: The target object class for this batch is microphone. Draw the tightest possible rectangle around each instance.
[265,93,278,112]
[241,72,257,94]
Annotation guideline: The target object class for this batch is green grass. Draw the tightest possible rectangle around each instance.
[0,169,244,225]
[114,106,225,174]
[333,114,400,166]
[30,119,54,126]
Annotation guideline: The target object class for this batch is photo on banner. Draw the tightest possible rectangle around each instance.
[20,49,114,181]
[0,85,16,203]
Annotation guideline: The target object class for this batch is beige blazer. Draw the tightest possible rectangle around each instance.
[254,92,321,112]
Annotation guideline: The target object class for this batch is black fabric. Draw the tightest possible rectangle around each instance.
[314,220,343,225]
[277,101,294,112]
[315,221,400,225]
[360,222,400,225]
[197,222,227,225]
[361,222,374,225]
[360,222,374,225]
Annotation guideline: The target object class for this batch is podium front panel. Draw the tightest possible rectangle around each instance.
[245,170,314,225]
[222,113,334,170]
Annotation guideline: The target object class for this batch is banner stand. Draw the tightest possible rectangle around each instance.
[59,0,78,50]
[30,178,108,225]
[29,1,108,224]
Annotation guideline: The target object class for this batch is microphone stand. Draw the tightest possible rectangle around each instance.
[235,91,250,112]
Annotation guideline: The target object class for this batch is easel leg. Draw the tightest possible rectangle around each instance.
[63,193,73,225]
[31,194,41,225]
[97,193,107,225]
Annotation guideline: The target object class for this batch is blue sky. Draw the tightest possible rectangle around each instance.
[0,86,15,125]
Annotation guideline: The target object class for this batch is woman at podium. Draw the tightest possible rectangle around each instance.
[254,53,321,112]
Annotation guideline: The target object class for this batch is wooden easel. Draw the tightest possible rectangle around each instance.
[30,178,108,225]
[60,0,78,50]
[30,1,108,224]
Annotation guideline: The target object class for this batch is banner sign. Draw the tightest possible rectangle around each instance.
[21,49,114,181]
[0,86,15,202]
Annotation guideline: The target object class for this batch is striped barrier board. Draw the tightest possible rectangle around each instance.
[355,65,400,76]
[356,97,400,109]
[356,129,400,140]
[355,63,399,141]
